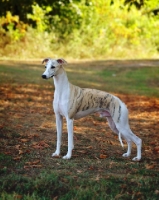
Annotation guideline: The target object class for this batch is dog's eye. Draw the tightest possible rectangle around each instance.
[45,66,47,68]
[51,66,55,69]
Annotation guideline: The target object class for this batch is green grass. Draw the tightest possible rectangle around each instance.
[66,61,159,97]
[0,164,159,200]
[0,60,159,200]
[0,61,158,97]
[98,66,159,97]
[0,63,44,85]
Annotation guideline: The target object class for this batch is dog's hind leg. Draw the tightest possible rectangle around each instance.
[107,116,119,134]
[121,134,132,158]
[107,117,124,147]
[128,129,142,161]
[114,104,141,161]
[107,116,141,161]
[117,125,142,161]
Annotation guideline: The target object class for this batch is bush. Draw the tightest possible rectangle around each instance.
[0,0,159,59]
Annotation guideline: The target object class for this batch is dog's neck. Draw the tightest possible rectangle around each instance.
[53,66,69,93]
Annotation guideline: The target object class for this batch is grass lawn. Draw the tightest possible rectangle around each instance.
[0,59,159,200]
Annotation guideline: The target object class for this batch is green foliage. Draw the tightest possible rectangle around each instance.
[0,11,27,41]
[53,0,159,58]
[27,4,52,32]
[0,0,159,59]
[144,0,159,10]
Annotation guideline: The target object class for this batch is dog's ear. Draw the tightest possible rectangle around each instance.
[57,58,67,65]
[42,58,50,64]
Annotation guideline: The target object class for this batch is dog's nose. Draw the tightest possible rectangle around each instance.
[42,75,47,79]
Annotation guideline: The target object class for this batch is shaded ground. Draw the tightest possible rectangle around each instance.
[0,60,159,199]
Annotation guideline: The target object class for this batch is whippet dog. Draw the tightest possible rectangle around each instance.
[41,58,142,161]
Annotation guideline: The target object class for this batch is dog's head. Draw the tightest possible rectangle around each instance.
[41,58,67,79]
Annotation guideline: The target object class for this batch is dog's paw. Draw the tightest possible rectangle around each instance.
[132,157,141,162]
[52,151,60,158]
[122,153,131,158]
[63,154,71,159]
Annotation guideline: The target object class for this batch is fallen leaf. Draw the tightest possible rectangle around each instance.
[99,154,107,159]
[95,175,100,181]
[52,155,60,158]
[77,170,82,173]
[38,141,46,145]
[14,194,23,199]
[77,150,87,154]
[20,139,29,143]
[155,190,159,195]
[15,145,20,150]
[136,191,142,196]
[109,141,115,145]
[53,196,58,200]
[25,149,31,154]
[43,143,49,147]
[32,142,38,146]
[19,150,24,155]
[145,164,156,169]
[24,163,42,168]
[93,121,97,126]
[32,164,42,168]
[150,141,156,145]
[32,160,40,165]
[24,166,30,169]
[86,146,93,149]
[115,194,123,199]
[88,166,94,170]
[32,145,43,150]
[0,125,4,129]
[16,125,22,128]
[4,151,12,155]
[25,162,32,165]
[33,133,39,137]
[32,141,49,148]
[61,178,68,183]
[13,156,21,161]
[154,146,159,152]
[116,150,121,154]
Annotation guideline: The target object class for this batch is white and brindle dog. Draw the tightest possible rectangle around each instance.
[41,58,142,161]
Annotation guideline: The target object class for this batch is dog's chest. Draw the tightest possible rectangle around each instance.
[58,105,66,116]
[53,87,70,116]
[53,98,69,117]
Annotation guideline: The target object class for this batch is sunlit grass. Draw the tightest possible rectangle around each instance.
[0,61,159,97]
[98,66,159,97]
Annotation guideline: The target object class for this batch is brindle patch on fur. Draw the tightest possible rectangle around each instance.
[68,86,123,121]
[117,105,121,122]
[68,83,84,118]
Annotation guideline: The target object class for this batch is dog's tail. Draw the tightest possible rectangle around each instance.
[119,132,124,148]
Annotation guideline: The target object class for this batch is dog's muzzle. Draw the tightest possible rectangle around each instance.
[42,74,54,79]
[42,75,47,79]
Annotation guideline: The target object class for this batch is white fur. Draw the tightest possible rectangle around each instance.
[42,58,142,161]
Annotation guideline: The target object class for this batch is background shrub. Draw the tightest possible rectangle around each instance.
[0,0,159,59]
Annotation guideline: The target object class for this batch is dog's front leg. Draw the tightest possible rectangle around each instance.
[52,114,63,157]
[63,118,74,159]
